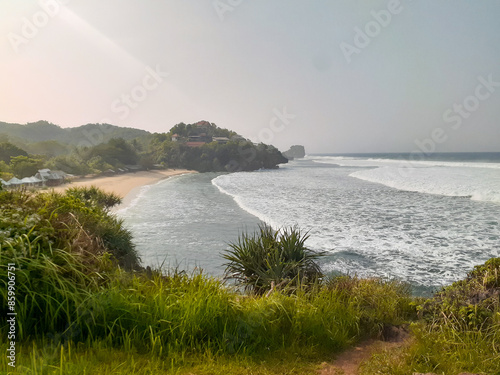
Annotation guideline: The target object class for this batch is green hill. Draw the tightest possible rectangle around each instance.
[0,120,150,146]
[0,120,288,175]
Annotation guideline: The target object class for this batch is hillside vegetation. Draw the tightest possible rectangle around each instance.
[0,121,149,146]
[0,120,287,180]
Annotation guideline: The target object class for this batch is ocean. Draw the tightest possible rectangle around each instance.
[116,153,500,296]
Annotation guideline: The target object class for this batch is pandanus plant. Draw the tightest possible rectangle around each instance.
[223,225,325,294]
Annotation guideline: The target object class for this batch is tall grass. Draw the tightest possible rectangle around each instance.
[360,320,500,375]
[0,269,414,373]
[361,257,500,375]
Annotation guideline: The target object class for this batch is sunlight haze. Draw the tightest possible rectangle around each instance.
[1,0,499,153]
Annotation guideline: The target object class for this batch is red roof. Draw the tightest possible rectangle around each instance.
[194,120,210,127]
[186,141,206,148]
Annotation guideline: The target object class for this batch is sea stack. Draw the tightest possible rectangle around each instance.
[282,145,306,160]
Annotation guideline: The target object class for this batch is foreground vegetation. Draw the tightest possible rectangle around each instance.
[360,257,500,375]
[1,188,499,374]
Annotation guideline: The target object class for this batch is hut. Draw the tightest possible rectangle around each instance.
[35,169,66,187]
[7,177,23,188]
[21,176,43,187]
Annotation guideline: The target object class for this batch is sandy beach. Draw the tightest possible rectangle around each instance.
[52,169,196,200]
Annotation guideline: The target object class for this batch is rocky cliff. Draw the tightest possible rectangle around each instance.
[282,145,305,160]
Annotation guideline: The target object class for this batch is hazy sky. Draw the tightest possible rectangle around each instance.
[1,1,499,153]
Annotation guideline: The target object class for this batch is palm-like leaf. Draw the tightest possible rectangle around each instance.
[222,225,325,294]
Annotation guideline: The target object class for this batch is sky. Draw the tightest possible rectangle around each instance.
[0,1,499,153]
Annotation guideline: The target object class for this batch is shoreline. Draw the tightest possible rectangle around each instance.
[52,169,197,207]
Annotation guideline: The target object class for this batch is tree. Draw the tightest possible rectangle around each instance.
[87,156,113,173]
[25,140,68,157]
[10,155,43,178]
[130,138,142,152]
[86,138,139,167]
[46,155,92,176]
[0,160,13,181]
[139,155,155,170]
[0,142,28,163]
[168,122,188,137]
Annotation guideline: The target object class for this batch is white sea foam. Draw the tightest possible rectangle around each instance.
[311,155,500,169]
[211,159,500,292]
[310,156,500,203]
[116,158,500,294]
[349,165,500,203]
[212,175,283,229]
[113,184,153,215]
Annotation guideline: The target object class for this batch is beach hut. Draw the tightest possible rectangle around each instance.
[35,169,66,187]
[7,177,23,188]
[21,176,43,187]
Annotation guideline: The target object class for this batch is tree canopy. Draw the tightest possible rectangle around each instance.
[0,142,28,163]
[0,120,288,176]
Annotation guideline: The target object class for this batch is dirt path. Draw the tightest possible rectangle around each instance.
[319,327,409,375]
[319,340,403,375]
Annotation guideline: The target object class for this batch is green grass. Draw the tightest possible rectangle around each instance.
[0,341,323,374]
[361,258,500,375]
[360,320,500,375]
[0,268,414,374]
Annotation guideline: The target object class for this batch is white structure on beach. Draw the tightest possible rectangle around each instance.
[0,169,70,189]
[34,169,68,187]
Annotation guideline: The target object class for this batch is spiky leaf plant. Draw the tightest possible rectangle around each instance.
[223,225,324,294]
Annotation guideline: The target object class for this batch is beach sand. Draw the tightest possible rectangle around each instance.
[52,169,196,203]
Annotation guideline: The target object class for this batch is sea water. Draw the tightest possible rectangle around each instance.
[117,153,500,296]
[115,173,261,275]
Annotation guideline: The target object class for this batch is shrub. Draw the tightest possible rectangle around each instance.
[65,185,122,210]
[222,225,325,294]
[0,187,139,340]
[361,258,500,375]
[418,257,500,329]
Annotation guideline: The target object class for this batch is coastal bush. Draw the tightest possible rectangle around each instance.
[65,185,122,209]
[0,188,138,268]
[0,235,99,340]
[62,269,411,355]
[0,188,139,341]
[223,225,325,294]
[418,257,500,329]
[324,275,416,336]
[361,257,500,375]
